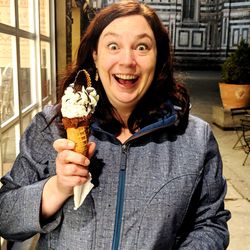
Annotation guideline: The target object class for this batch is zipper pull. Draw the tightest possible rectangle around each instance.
[122,144,127,153]
[120,144,128,170]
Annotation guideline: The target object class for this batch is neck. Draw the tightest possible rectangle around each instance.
[113,106,134,143]
[116,127,133,144]
[114,106,132,127]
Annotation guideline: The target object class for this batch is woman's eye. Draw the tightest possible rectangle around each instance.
[108,43,118,50]
[137,44,148,51]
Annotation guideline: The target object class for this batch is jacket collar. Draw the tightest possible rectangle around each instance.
[91,101,179,141]
[132,102,179,139]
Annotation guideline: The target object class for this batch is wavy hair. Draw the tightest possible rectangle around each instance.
[58,0,190,134]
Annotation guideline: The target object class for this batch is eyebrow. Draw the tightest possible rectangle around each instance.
[102,32,154,41]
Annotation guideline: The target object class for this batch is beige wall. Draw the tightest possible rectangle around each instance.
[55,1,81,79]
[55,0,67,78]
[72,7,81,62]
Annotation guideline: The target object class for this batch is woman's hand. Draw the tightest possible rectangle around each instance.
[41,139,96,219]
[53,138,95,196]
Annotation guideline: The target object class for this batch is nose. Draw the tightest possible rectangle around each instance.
[119,48,136,67]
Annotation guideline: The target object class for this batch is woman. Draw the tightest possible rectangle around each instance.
[0,1,230,249]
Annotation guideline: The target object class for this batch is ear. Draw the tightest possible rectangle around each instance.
[92,50,97,64]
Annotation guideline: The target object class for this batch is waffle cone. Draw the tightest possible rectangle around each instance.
[66,126,90,156]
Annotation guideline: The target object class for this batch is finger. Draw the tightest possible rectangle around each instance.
[57,150,90,166]
[53,139,75,153]
[57,174,90,189]
[59,163,89,177]
[87,142,96,158]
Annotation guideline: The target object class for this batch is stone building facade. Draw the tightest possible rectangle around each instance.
[100,0,250,68]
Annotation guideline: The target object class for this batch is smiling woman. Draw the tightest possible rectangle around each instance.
[92,15,157,120]
[0,1,230,249]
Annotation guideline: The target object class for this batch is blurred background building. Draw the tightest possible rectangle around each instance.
[106,0,250,68]
[0,0,250,248]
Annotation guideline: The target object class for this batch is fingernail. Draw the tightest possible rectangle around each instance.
[68,141,75,147]
[85,158,90,166]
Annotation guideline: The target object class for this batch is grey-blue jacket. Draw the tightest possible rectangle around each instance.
[0,105,230,249]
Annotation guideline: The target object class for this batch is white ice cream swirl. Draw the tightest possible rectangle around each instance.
[61,83,99,118]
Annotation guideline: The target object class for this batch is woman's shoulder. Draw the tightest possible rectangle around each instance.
[42,104,60,121]
[18,104,63,161]
[22,104,64,145]
[185,114,213,139]
[188,114,210,128]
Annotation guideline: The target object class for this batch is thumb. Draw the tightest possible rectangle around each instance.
[87,142,96,158]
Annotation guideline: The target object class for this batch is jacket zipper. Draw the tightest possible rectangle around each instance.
[91,113,178,249]
[111,144,128,250]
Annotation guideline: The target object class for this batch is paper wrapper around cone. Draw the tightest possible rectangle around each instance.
[62,118,94,210]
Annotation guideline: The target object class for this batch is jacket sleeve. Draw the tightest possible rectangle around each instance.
[175,124,231,250]
[0,106,64,241]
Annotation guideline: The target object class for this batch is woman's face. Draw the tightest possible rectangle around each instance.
[93,15,157,113]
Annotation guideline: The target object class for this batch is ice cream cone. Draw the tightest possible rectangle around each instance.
[61,69,99,210]
[66,125,93,210]
[66,126,90,156]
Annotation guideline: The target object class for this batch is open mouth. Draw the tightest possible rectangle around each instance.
[114,74,139,85]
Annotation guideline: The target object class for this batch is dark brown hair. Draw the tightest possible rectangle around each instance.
[58,0,190,134]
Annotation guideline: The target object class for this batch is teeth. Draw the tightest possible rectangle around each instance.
[115,74,137,80]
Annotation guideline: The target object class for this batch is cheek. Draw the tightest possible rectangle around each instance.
[138,53,156,72]
[144,59,156,78]
[97,56,116,86]
[97,54,116,73]
[150,55,157,74]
